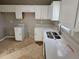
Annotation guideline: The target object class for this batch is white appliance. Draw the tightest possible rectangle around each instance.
[43,31,79,59]
[14,24,25,41]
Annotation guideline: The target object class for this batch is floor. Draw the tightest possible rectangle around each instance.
[0,37,44,59]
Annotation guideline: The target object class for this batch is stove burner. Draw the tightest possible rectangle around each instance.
[52,32,61,39]
[52,32,58,36]
[54,35,61,39]
[46,32,54,39]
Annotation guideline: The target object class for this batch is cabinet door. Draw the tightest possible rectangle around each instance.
[41,6,49,19]
[35,6,41,19]
[14,27,23,41]
[15,11,23,19]
[60,0,78,29]
[49,5,52,20]
[34,28,43,41]
[52,1,60,21]
[35,6,49,19]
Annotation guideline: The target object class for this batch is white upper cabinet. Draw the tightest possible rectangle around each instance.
[50,1,60,21]
[16,11,23,19]
[60,0,79,32]
[0,5,50,20]
[15,8,23,19]
[35,6,41,19]
[41,6,49,19]
[35,6,49,20]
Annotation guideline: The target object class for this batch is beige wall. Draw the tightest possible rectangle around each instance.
[0,13,7,39]
[2,12,20,36]
[1,12,58,37]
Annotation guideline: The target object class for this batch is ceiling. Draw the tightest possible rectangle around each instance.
[0,0,60,5]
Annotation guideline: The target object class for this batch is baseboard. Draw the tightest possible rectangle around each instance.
[0,36,7,42]
[6,36,15,38]
[0,36,15,42]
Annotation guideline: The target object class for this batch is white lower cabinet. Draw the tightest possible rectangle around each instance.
[14,26,24,41]
[34,28,43,42]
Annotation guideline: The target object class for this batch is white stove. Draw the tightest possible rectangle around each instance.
[43,31,79,59]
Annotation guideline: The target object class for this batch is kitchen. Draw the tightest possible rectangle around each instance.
[0,0,79,59]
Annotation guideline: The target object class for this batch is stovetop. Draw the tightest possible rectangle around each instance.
[46,32,61,39]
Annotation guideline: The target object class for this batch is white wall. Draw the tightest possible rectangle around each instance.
[60,0,78,29]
